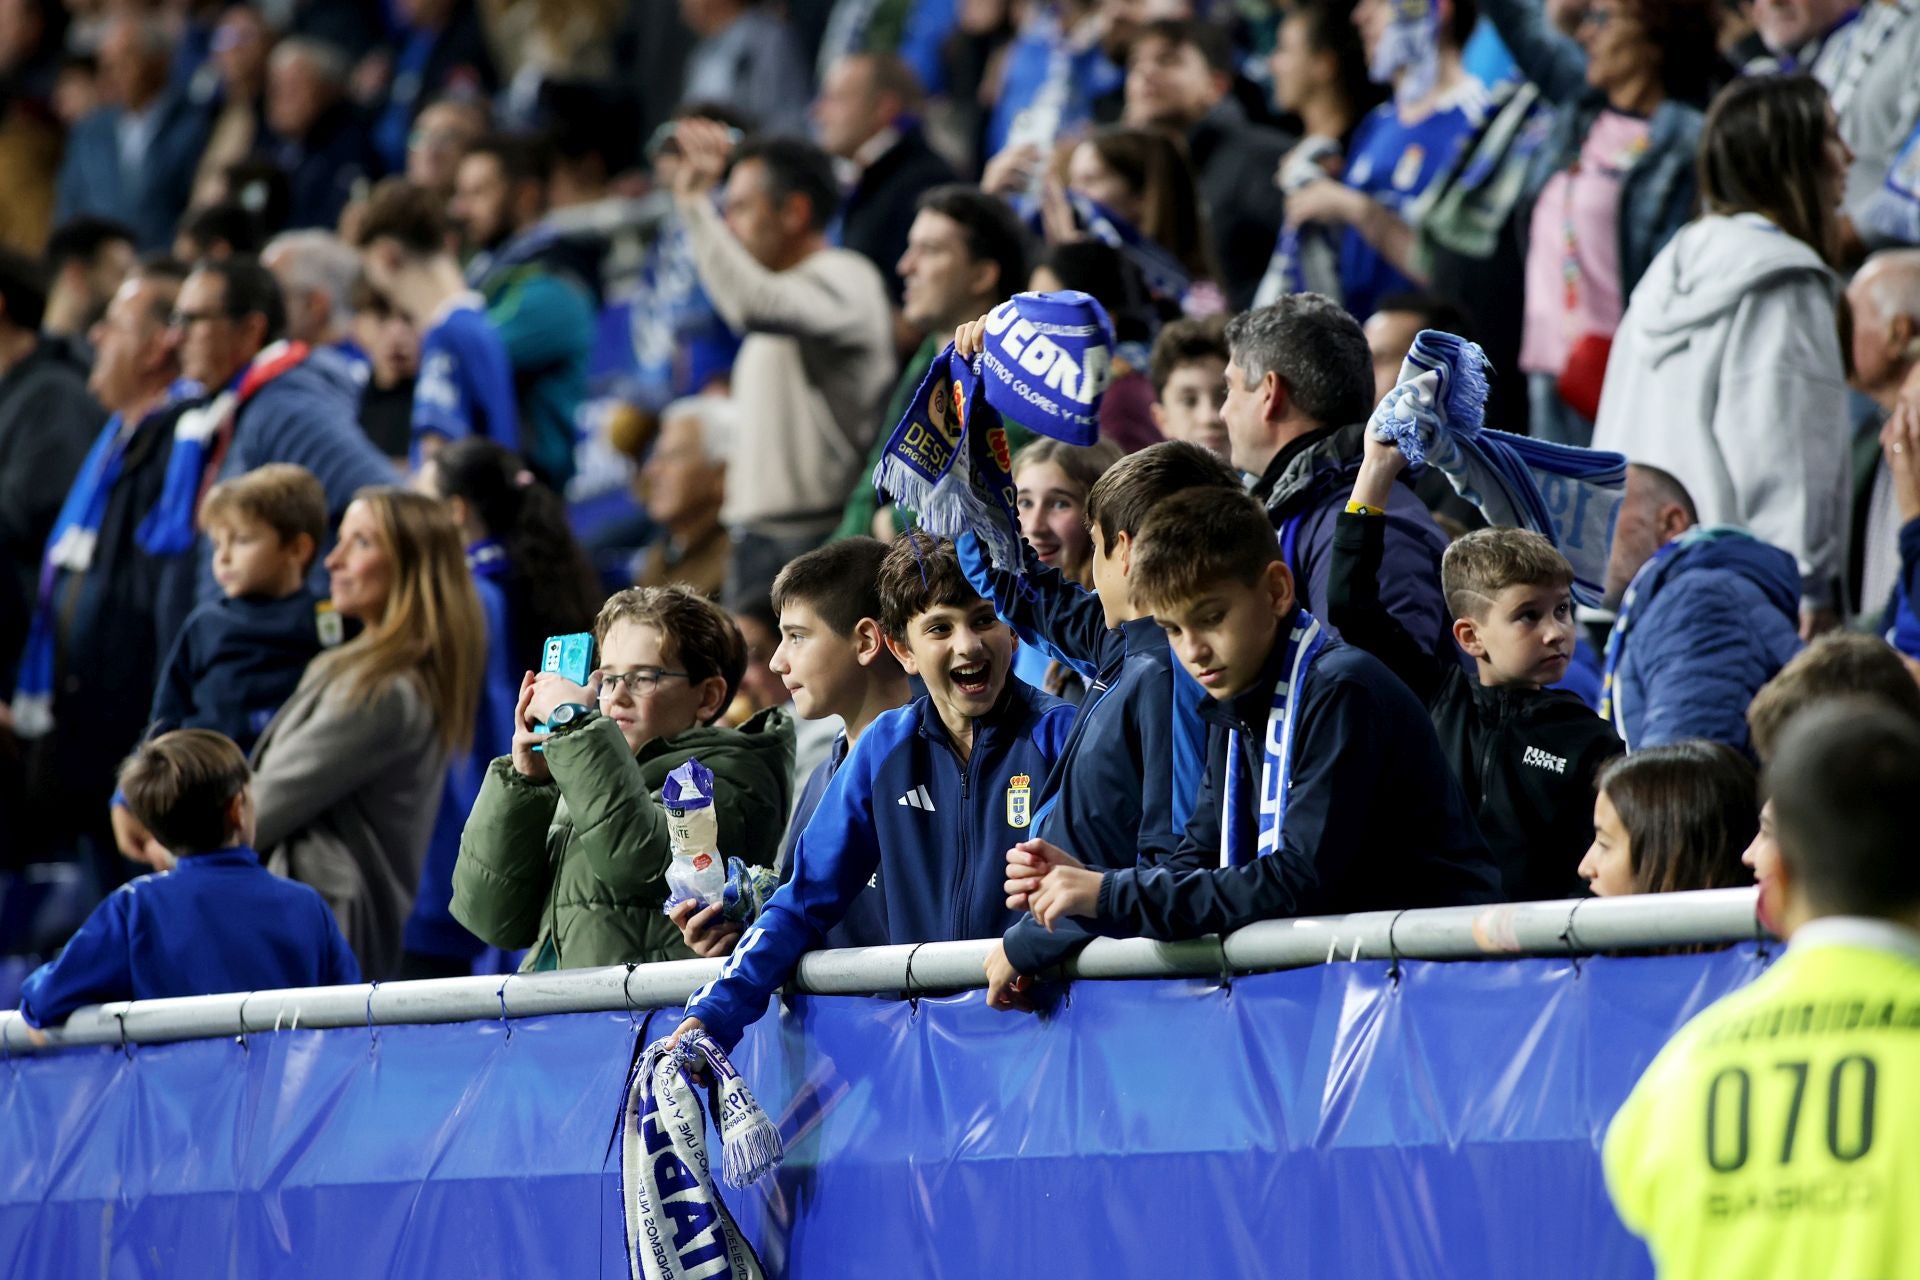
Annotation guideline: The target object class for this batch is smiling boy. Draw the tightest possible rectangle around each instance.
[672,531,1075,1050]
[1329,433,1623,900]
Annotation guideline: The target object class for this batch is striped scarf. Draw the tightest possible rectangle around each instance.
[1222,613,1328,866]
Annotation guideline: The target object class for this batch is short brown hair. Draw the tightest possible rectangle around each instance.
[1147,314,1228,396]
[772,536,891,637]
[119,729,251,856]
[875,530,984,639]
[1130,487,1279,611]
[593,585,747,724]
[351,177,448,257]
[200,463,327,569]
[1746,633,1920,763]
[1441,527,1573,621]
[1084,440,1243,548]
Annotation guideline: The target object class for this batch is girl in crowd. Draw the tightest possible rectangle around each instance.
[1579,741,1759,897]
[1011,436,1122,701]
[1594,74,1853,636]
[400,440,603,977]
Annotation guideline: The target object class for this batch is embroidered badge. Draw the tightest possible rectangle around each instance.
[315,600,344,648]
[1006,773,1032,829]
[1392,143,1426,192]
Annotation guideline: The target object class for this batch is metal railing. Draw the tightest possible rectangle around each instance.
[0,887,1767,1055]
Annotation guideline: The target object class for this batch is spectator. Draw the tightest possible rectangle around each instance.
[453,584,796,970]
[726,597,792,726]
[189,5,270,211]
[1147,315,1229,458]
[835,184,1029,540]
[1281,0,1489,321]
[674,532,1076,1050]
[369,0,497,175]
[670,123,895,605]
[1359,292,1489,534]
[1606,702,1920,1280]
[353,179,522,466]
[1885,402,1920,658]
[164,256,393,614]
[16,730,358,1029]
[1745,632,1920,763]
[1594,74,1851,634]
[42,215,136,341]
[1599,464,1802,754]
[678,0,811,137]
[636,395,733,599]
[348,275,418,464]
[1005,436,1125,701]
[147,464,339,753]
[1836,2,1920,254]
[262,230,370,384]
[54,14,212,251]
[1268,0,1384,159]
[404,95,487,201]
[1225,293,1455,665]
[983,0,1120,174]
[1123,19,1292,310]
[1844,249,1920,622]
[262,38,376,232]
[1027,240,1163,451]
[1479,0,1717,445]
[1742,0,1860,73]
[0,247,106,691]
[5,261,194,877]
[172,201,265,264]
[405,437,600,977]
[998,489,1497,957]
[812,53,957,305]
[673,538,912,957]
[451,134,598,489]
[0,0,63,251]
[1333,446,1624,902]
[1578,741,1759,896]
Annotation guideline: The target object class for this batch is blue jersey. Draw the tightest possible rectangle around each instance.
[1338,82,1490,319]
[17,846,359,1028]
[413,297,522,460]
[686,678,1074,1048]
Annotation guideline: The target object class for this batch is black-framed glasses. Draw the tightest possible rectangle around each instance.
[596,667,691,698]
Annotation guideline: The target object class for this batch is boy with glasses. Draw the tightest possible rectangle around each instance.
[452,585,795,970]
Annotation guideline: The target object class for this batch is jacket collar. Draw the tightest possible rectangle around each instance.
[914,674,1034,748]
[1249,422,1362,517]
[175,845,264,872]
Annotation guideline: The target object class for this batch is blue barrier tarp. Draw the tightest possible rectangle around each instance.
[0,950,1770,1278]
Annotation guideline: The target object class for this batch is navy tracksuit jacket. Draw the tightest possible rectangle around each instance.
[148,587,336,752]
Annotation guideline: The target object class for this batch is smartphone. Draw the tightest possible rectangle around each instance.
[532,632,596,751]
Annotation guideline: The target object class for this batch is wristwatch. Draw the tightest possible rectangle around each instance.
[548,702,593,731]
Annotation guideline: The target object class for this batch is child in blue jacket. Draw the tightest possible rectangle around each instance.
[148,464,343,752]
[18,729,359,1028]
[673,532,1075,1050]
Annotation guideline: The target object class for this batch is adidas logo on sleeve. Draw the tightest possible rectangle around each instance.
[897,785,936,812]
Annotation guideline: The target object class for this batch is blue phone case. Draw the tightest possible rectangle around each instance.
[532,632,596,751]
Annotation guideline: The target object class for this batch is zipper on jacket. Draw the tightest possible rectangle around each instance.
[952,736,977,941]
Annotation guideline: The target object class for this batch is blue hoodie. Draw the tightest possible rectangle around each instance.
[686,677,1074,1049]
[1609,528,1802,754]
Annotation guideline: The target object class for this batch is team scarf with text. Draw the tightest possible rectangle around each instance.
[1221,612,1329,867]
[873,291,1113,568]
[621,1028,781,1280]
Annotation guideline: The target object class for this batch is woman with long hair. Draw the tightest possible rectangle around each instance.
[1058,126,1218,297]
[1593,74,1853,636]
[1579,741,1758,896]
[252,488,486,978]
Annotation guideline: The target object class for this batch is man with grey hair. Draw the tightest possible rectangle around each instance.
[1846,250,1920,622]
[264,38,375,231]
[54,14,211,250]
[635,395,735,600]
[262,231,368,384]
[1224,291,1452,661]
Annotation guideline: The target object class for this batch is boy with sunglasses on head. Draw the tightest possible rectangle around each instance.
[452,585,795,970]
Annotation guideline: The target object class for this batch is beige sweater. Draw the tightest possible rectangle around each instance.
[681,197,895,532]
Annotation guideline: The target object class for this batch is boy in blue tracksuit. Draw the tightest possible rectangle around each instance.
[990,490,1497,1000]
[956,441,1247,995]
[673,532,1075,1050]
[19,729,359,1028]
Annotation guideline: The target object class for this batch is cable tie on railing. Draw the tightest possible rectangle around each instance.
[496,975,514,1043]
[1752,897,1774,965]
[235,993,252,1052]
[1386,910,1410,987]
[115,1008,133,1061]
[622,963,641,1030]
[1348,936,1363,964]
[364,982,380,1057]
[1561,899,1587,977]
[903,943,927,1015]
[1325,935,1338,966]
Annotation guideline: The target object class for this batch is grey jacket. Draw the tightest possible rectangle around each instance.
[254,667,450,980]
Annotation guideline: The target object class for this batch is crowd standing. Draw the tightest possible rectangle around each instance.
[4,0,1920,1269]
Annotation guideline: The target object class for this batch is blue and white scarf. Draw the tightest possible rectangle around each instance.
[1367,329,1625,606]
[874,291,1114,568]
[1371,0,1441,101]
[1253,137,1345,308]
[1221,613,1328,867]
[621,1028,779,1280]
[1026,192,1194,307]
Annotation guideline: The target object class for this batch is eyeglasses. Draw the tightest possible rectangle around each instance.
[596,667,691,699]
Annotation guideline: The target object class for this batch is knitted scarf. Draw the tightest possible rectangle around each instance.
[1025,192,1193,308]
[1366,329,1625,606]
[621,1029,781,1280]
[1222,612,1328,866]
[1253,137,1345,308]
[1370,0,1441,101]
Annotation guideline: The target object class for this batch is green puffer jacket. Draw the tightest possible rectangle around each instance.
[451,706,794,971]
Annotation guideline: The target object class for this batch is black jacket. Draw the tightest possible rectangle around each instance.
[840,126,957,306]
[1329,512,1622,901]
[149,587,336,755]
[1186,98,1293,312]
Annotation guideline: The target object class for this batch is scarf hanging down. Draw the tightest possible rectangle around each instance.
[873,290,1114,568]
[621,1028,782,1280]
[1222,613,1328,867]
[1253,138,1345,308]
[1370,0,1441,101]
[1366,328,1625,606]
[1024,193,1193,307]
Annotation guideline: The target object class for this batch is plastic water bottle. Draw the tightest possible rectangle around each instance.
[663,758,726,910]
